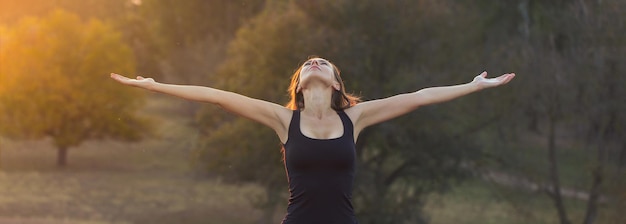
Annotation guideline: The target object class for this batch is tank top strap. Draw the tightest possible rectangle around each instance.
[336,110,354,139]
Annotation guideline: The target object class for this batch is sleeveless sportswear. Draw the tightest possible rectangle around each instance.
[281,110,358,224]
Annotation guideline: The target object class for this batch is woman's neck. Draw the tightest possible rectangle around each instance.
[301,84,335,119]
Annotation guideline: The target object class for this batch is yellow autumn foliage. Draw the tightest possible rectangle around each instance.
[0,9,148,151]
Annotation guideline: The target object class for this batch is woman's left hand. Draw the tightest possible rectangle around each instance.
[472,71,515,89]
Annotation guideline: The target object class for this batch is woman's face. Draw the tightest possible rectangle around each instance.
[298,58,338,91]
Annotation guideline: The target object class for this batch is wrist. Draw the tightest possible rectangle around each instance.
[144,81,158,91]
[470,81,484,91]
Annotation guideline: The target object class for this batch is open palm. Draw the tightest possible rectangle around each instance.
[472,71,515,89]
[110,73,155,89]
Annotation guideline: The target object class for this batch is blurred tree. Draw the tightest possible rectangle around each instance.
[0,0,130,24]
[195,1,495,223]
[0,10,149,167]
[0,0,167,93]
[472,2,579,224]
[139,0,265,50]
[194,4,324,223]
[472,1,626,223]
[294,1,490,223]
[130,0,266,115]
[567,1,626,223]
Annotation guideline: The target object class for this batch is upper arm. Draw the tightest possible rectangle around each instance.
[213,90,291,140]
[147,82,291,140]
[349,92,425,131]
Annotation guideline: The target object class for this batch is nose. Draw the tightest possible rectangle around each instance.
[311,60,319,65]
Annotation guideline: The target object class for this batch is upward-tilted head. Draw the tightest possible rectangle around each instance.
[286,57,359,110]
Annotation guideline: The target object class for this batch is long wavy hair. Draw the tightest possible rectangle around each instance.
[285,57,360,110]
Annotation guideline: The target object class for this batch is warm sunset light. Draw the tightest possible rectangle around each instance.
[0,1,624,224]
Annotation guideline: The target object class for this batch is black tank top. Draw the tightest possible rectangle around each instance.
[282,110,358,224]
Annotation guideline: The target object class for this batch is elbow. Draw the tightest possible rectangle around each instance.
[203,89,226,105]
[412,91,433,107]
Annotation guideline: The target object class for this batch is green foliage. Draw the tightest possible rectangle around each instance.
[0,10,149,163]
[193,4,322,216]
[466,1,626,223]
[1,0,625,223]
[138,0,265,50]
[195,1,489,223]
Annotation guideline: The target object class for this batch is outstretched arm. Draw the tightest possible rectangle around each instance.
[349,71,515,131]
[110,73,291,140]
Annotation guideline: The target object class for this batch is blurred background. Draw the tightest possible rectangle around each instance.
[0,0,625,223]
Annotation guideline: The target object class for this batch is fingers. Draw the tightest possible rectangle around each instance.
[504,73,515,84]
[498,73,515,85]
[111,73,130,79]
[475,71,515,88]
[110,73,126,82]
[110,73,136,86]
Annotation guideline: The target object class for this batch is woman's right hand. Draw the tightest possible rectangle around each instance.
[110,73,156,89]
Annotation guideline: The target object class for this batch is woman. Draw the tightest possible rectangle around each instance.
[110,57,515,224]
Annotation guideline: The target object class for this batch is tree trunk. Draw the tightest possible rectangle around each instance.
[583,165,602,224]
[57,147,68,167]
[584,116,610,224]
[547,118,570,224]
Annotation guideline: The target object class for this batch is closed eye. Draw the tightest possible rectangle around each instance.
[303,59,330,66]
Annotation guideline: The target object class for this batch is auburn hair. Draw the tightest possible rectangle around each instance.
[285,57,360,110]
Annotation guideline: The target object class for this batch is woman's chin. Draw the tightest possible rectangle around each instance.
[301,73,333,85]
[299,78,333,89]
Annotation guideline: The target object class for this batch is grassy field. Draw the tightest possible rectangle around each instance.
[425,179,603,224]
[0,95,266,224]
[0,95,623,224]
